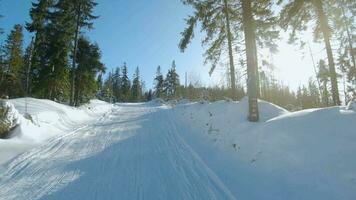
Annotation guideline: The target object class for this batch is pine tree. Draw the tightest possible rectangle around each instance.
[112,67,121,102]
[120,63,131,102]
[103,71,114,102]
[1,24,24,98]
[131,67,142,102]
[69,0,98,106]
[164,61,180,99]
[73,36,105,106]
[97,72,104,99]
[279,0,341,105]
[154,65,164,98]
[179,0,239,99]
[26,0,53,97]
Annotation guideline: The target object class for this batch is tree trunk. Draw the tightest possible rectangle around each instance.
[341,7,356,73]
[242,0,259,122]
[70,4,81,106]
[313,0,341,105]
[223,0,237,100]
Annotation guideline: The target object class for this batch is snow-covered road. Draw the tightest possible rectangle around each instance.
[0,103,236,200]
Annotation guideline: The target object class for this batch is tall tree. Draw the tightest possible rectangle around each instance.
[120,63,131,101]
[69,0,98,106]
[164,61,180,99]
[112,67,121,102]
[279,0,341,105]
[241,0,259,122]
[74,36,105,106]
[1,25,24,97]
[154,65,164,98]
[131,67,142,102]
[179,0,239,99]
[26,0,54,97]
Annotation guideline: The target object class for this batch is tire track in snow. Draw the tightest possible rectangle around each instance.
[0,103,236,200]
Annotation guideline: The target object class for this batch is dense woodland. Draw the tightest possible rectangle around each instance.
[0,0,355,119]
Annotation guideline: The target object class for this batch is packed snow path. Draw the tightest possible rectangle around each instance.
[0,103,236,200]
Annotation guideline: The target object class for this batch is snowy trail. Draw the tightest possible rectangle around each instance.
[0,103,236,200]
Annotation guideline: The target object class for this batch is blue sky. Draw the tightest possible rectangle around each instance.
[0,0,323,91]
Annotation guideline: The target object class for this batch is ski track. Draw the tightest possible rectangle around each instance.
[0,103,236,200]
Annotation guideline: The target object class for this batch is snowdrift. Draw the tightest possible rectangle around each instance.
[0,101,20,138]
[174,98,356,199]
[0,98,112,165]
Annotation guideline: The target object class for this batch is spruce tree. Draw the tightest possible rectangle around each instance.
[69,0,98,106]
[131,67,142,102]
[154,65,164,98]
[26,0,53,97]
[164,61,180,99]
[120,63,131,102]
[1,24,24,97]
[103,71,114,102]
[112,67,121,102]
[73,36,105,106]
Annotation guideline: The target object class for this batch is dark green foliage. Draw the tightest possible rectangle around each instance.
[102,71,114,102]
[131,67,142,102]
[23,0,100,104]
[73,36,105,106]
[26,0,53,97]
[69,0,98,105]
[154,66,164,98]
[120,63,131,102]
[164,61,180,99]
[112,67,121,102]
[0,25,24,98]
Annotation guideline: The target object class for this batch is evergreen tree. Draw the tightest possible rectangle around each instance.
[26,0,54,97]
[103,71,114,102]
[279,0,341,105]
[179,0,239,99]
[73,36,105,106]
[317,60,330,106]
[96,72,104,99]
[69,0,98,106]
[0,24,24,98]
[32,0,75,100]
[164,61,180,99]
[112,67,121,102]
[120,62,131,101]
[131,67,142,102]
[154,65,164,98]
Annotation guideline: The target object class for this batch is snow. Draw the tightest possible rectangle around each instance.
[0,101,20,132]
[0,98,112,165]
[0,98,355,199]
[346,100,355,111]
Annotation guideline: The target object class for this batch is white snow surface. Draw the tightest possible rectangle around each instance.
[0,98,112,165]
[0,101,20,130]
[0,98,355,200]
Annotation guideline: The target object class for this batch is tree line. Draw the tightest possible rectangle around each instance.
[0,0,103,106]
[0,0,355,117]
[179,0,355,121]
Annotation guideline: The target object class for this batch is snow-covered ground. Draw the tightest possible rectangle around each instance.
[0,98,355,200]
[0,98,113,165]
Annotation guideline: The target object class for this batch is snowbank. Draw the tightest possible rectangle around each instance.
[0,101,20,138]
[0,98,112,165]
[174,99,356,199]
